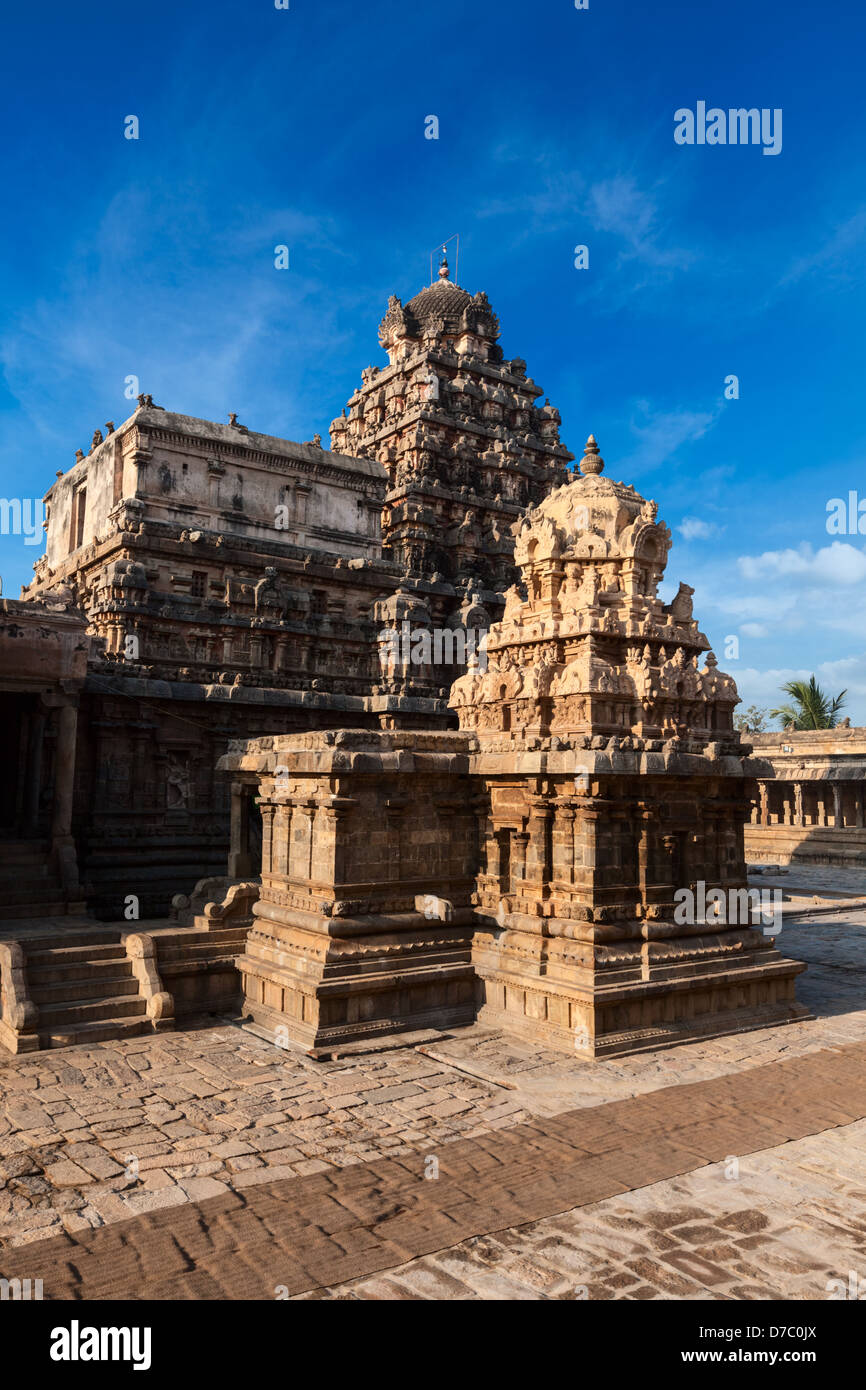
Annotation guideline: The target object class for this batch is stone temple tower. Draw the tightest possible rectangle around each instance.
[449,437,809,1055]
[330,254,573,598]
[222,437,808,1060]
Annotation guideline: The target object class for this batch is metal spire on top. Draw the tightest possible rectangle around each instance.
[429,233,459,286]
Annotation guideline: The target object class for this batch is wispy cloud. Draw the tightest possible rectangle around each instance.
[480,143,695,294]
[587,175,696,275]
[678,515,722,541]
[779,209,866,288]
[619,398,721,475]
[0,183,352,449]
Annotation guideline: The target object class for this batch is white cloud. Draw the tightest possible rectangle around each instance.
[780,209,866,287]
[738,541,866,588]
[587,176,694,273]
[0,182,350,451]
[733,658,865,724]
[620,399,720,475]
[678,516,719,541]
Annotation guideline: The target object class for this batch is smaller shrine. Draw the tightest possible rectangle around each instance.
[222,437,808,1059]
[450,436,808,1055]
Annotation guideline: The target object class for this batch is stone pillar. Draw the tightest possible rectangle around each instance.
[781,784,792,827]
[571,805,600,903]
[794,782,804,827]
[50,700,81,903]
[525,801,552,894]
[384,799,406,883]
[486,828,503,883]
[855,786,864,830]
[315,803,353,889]
[553,805,576,888]
[637,809,652,907]
[51,703,78,840]
[261,804,276,877]
[269,802,286,877]
[758,781,769,826]
[661,832,680,894]
[228,780,252,877]
[832,784,843,829]
[513,829,530,889]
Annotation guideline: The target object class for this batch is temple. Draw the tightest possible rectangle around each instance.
[221,436,807,1058]
[8,260,572,921]
[745,726,866,868]
[0,262,811,1057]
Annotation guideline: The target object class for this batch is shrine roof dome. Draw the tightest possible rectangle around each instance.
[404,278,474,328]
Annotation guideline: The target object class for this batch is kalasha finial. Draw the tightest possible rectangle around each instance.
[438,248,450,281]
[580,434,605,475]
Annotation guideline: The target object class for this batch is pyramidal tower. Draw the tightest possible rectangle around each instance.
[449,437,809,1055]
[330,253,572,599]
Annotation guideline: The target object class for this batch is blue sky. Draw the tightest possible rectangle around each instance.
[2,0,865,723]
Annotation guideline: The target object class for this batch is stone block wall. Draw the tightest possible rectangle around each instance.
[220,731,479,1055]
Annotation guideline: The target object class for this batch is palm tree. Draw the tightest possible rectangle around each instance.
[771,676,847,730]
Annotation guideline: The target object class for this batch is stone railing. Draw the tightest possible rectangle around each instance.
[0,941,39,1054]
[123,934,175,1031]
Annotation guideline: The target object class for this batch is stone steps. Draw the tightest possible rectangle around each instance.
[0,864,55,881]
[37,993,147,1028]
[25,938,128,961]
[0,839,50,860]
[0,882,67,903]
[18,933,153,1051]
[43,1016,152,1049]
[0,841,74,918]
[29,972,139,1005]
[26,954,132,985]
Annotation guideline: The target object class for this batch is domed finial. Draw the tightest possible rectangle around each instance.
[580,434,604,475]
[438,247,450,281]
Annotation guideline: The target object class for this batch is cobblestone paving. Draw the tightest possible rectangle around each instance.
[301,1120,866,1300]
[1,906,865,1298]
[0,1030,531,1250]
[410,910,866,1112]
[750,864,866,902]
[1,1037,865,1299]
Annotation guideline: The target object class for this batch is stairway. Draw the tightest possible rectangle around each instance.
[0,840,72,920]
[23,931,150,1048]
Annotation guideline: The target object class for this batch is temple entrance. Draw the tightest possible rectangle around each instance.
[0,692,42,837]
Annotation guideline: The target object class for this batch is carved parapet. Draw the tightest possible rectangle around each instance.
[124,933,175,1031]
[201,880,260,930]
[172,875,249,926]
[0,942,39,1053]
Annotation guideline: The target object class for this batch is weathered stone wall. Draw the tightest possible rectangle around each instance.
[0,599,89,690]
[40,406,385,575]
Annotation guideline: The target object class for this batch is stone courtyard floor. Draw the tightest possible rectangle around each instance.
[2,901,866,1300]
